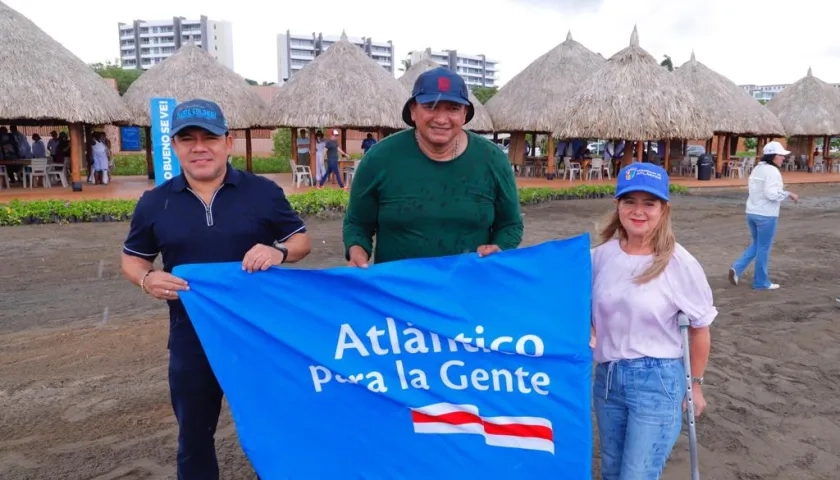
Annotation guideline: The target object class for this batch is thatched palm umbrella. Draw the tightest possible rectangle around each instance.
[123,44,268,173]
[264,32,408,177]
[556,27,714,170]
[485,31,604,177]
[674,51,786,175]
[397,51,494,133]
[765,68,840,171]
[0,0,132,190]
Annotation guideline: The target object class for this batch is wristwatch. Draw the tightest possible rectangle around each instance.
[691,376,704,385]
[271,240,288,264]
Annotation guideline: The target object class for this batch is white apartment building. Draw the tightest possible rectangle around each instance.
[741,82,840,102]
[277,30,394,83]
[408,48,499,89]
[118,15,234,70]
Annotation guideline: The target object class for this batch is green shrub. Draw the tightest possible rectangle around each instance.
[0,184,688,226]
[111,154,292,176]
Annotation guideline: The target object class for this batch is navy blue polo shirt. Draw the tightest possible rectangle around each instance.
[122,167,306,328]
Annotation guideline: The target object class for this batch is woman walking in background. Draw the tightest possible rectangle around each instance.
[590,163,716,479]
[317,129,348,191]
[729,141,798,290]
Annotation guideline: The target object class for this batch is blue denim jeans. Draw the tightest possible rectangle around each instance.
[318,160,344,188]
[594,358,685,480]
[731,213,779,289]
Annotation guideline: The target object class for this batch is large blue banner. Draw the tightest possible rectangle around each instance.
[174,234,594,480]
[149,97,180,186]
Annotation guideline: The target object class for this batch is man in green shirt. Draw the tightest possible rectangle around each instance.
[343,67,523,266]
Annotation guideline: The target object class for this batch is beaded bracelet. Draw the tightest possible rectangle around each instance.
[139,269,154,294]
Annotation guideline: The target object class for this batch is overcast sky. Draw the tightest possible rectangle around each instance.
[9,0,839,87]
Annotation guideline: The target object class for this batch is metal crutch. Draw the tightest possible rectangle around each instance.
[678,312,700,480]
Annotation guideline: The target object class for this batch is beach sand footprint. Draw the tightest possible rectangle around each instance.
[88,459,174,480]
[62,396,120,422]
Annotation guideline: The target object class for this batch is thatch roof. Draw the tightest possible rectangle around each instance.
[398,52,494,132]
[484,31,604,132]
[0,1,131,125]
[675,52,785,137]
[122,44,267,129]
[555,27,714,141]
[264,32,408,129]
[764,68,840,137]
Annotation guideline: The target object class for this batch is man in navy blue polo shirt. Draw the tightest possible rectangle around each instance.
[120,99,311,479]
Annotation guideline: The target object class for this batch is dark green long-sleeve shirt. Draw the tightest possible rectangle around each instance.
[342,129,523,264]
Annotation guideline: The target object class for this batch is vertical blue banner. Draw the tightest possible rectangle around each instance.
[149,97,180,186]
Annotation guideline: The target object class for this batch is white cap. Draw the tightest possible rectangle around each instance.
[332,129,340,136]
[763,141,790,156]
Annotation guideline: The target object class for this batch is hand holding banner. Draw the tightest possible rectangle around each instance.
[175,234,594,479]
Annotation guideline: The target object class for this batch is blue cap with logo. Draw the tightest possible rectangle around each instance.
[170,99,230,137]
[402,67,474,127]
[615,163,670,202]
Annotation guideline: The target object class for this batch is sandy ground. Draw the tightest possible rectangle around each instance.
[1,183,839,480]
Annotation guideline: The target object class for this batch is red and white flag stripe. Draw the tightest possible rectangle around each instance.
[410,402,554,454]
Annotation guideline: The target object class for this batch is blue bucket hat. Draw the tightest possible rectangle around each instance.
[170,99,230,137]
[402,67,474,127]
[615,163,670,202]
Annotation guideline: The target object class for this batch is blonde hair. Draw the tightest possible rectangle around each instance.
[597,198,675,284]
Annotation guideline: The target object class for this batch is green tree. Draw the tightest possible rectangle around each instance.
[91,60,143,94]
[399,57,412,72]
[244,78,259,85]
[660,55,674,72]
[472,86,499,104]
[744,137,757,151]
[273,128,291,159]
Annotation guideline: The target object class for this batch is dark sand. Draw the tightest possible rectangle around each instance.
[1,184,838,479]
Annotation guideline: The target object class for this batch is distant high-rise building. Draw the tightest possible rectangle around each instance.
[118,15,234,70]
[740,82,840,102]
[408,48,499,89]
[277,31,394,84]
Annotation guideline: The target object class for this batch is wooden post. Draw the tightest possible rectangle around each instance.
[508,131,525,166]
[309,128,317,183]
[546,135,556,179]
[723,135,731,175]
[340,128,347,152]
[714,134,724,177]
[664,140,671,172]
[622,139,633,167]
[291,128,298,164]
[144,126,153,180]
[808,136,815,171]
[245,129,253,172]
[824,135,830,163]
[68,122,84,191]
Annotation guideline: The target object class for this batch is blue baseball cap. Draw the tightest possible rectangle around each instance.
[615,163,670,202]
[402,67,474,127]
[170,99,229,137]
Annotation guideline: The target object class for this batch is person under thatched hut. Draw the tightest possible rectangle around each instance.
[342,67,522,266]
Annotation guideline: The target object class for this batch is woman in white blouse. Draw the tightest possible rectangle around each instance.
[729,141,798,290]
